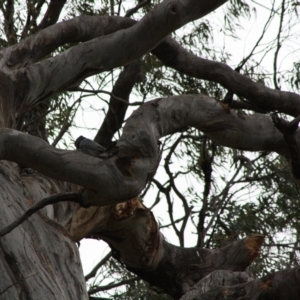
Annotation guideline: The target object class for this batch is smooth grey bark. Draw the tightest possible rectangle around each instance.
[0,0,299,299]
[3,0,227,126]
[1,16,136,69]
[152,37,300,117]
[0,95,291,206]
[0,162,87,300]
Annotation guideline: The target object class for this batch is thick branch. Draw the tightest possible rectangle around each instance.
[180,267,300,300]
[37,0,67,30]
[0,95,295,206]
[95,203,264,299]
[12,0,228,116]
[152,37,300,117]
[1,16,136,69]
[71,199,263,298]
[94,61,144,148]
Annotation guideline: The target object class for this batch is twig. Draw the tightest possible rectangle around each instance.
[0,192,82,237]
[88,277,139,295]
[236,1,275,72]
[85,251,112,281]
[273,0,285,90]
[51,99,81,147]
[69,87,144,106]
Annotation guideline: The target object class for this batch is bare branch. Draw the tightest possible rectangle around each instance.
[152,37,300,117]
[3,16,136,69]
[11,0,228,117]
[0,193,82,237]
[85,251,112,281]
[88,277,139,295]
[38,0,67,30]
[0,94,296,207]
[273,0,286,90]
[94,61,144,148]
[180,267,300,300]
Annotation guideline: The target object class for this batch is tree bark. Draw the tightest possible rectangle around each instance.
[180,267,300,300]
[0,0,300,299]
[0,162,87,300]
[0,95,293,206]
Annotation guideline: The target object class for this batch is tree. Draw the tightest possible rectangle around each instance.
[0,0,300,299]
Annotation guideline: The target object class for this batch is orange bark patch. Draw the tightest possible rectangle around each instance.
[219,102,231,113]
[25,198,34,206]
[261,274,274,290]
[244,234,264,262]
[109,197,145,221]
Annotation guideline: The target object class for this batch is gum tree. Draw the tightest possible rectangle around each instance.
[0,0,299,299]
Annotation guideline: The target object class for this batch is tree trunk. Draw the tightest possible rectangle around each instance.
[0,161,87,300]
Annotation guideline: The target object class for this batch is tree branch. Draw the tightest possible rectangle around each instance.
[180,267,300,300]
[125,0,151,18]
[151,37,300,117]
[11,0,228,117]
[3,16,136,69]
[88,277,139,295]
[85,251,112,281]
[94,61,144,148]
[37,0,67,30]
[0,192,82,237]
[0,94,296,207]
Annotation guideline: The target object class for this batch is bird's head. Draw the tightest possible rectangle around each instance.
[75,136,85,149]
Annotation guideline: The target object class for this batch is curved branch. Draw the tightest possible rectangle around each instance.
[94,61,144,148]
[180,267,300,300]
[3,16,136,69]
[0,94,294,207]
[0,193,82,237]
[13,0,228,116]
[37,0,67,30]
[84,251,112,281]
[151,37,300,117]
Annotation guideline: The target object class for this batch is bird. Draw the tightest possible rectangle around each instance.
[75,136,106,157]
